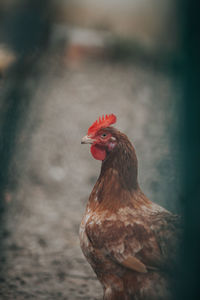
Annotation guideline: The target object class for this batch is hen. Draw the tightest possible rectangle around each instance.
[80,114,181,300]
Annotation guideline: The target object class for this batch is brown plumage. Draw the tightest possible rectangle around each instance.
[80,115,181,300]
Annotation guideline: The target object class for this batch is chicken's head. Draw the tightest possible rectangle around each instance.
[81,114,118,161]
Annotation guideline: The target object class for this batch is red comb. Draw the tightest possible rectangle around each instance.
[88,114,117,135]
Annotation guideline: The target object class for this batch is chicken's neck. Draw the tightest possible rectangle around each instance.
[102,137,138,190]
[89,137,140,209]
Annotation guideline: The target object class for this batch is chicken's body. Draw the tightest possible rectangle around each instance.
[80,116,181,300]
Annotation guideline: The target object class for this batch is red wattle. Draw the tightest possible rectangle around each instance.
[90,145,106,161]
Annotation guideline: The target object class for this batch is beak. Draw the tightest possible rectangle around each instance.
[81,135,94,144]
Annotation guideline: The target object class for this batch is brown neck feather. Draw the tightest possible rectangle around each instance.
[100,132,139,191]
[89,132,143,211]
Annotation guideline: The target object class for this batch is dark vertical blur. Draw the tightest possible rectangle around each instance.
[178,0,200,299]
[0,0,54,267]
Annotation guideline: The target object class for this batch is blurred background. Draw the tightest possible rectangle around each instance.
[0,0,199,299]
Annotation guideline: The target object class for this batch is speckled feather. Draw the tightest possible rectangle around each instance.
[80,126,181,300]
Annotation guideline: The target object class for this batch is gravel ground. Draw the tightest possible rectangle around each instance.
[0,59,181,299]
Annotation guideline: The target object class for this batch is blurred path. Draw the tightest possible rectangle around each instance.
[0,59,181,299]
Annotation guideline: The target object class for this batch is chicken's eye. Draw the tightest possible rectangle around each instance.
[101,133,107,138]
